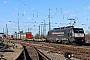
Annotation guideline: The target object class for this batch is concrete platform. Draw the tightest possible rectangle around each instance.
[0,43,23,60]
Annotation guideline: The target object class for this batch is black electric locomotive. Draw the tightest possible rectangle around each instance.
[46,26,85,45]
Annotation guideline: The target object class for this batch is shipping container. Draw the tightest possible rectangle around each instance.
[18,33,21,39]
[13,33,17,39]
[26,32,32,39]
[21,33,26,40]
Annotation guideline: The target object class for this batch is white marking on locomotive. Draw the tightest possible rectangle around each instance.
[75,33,84,37]
[52,32,64,34]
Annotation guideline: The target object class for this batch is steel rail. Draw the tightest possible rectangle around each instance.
[33,47,51,60]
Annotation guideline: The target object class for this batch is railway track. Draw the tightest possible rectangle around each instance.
[4,39,90,60]
[4,39,51,60]
[16,45,51,60]
[25,41,90,60]
[16,43,51,60]
[33,47,51,60]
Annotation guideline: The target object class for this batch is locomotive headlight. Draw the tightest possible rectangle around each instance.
[71,54,73,57]
[64,52,72,58]
[68,55,71,58]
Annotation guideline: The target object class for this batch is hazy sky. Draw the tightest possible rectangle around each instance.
[0,0,90,35]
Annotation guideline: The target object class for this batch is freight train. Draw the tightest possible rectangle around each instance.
[7,26,85,45]
[7,32,33,40]
[46,26,85,45]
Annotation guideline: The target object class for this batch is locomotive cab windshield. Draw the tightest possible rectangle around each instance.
[73,28,84,33]
[72,28,85,37]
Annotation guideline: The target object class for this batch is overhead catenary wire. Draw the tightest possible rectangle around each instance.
[18,0,90,21]
[75,0,90,13]
[63,0,80,10]
[19,0,47,16]
[56,0,90,20]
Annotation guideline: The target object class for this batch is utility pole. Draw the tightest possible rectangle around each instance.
[30,28,31,32]
[18,19,19,32]
[41,20,48,36]
[28,26,29,32]
[28,27,31,32]
[41,25,42,36]
[43,20,46,36]
[3,28,4,34]
[43,25,44,36]
[6,24,8,36]
[18,13,19,33]
[42,20,46,36]
[17,13,20,39]
[48,9,51,31]
[38,25,40,38]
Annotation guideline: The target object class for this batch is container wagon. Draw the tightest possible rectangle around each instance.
[20,32,33,40]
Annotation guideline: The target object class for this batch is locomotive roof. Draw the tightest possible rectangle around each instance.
[48,26,83,32]
[53,26,74,30]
